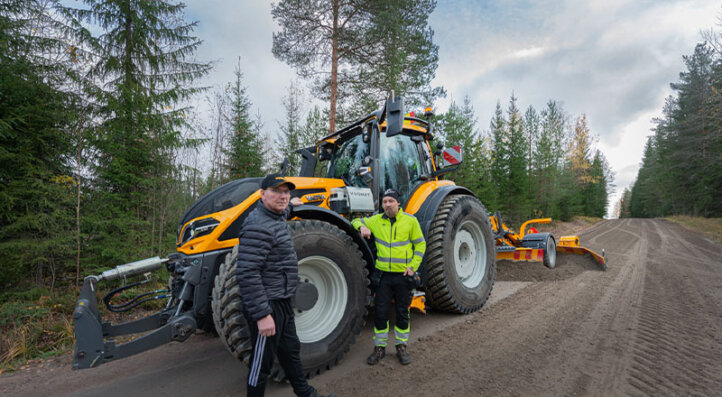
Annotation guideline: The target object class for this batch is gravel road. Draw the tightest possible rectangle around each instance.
[2,218,720,396]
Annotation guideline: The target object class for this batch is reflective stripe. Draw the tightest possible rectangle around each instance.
[412,237,425,244]
[394,325,410,345]
[374,324,389,347]
[249,335,267,387]
[361,218,366,225]
[375,238,411,248]
[379,257,408,264]
[414,251,424,258]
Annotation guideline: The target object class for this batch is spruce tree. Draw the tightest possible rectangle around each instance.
[66,0,211,263]
[276,82,304,176]
[0,0,79,289]
[226,60,263,182]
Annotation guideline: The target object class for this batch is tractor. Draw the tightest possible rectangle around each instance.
[72,95,603,379]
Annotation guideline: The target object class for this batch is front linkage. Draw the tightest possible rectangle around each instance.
[72,254,211,369]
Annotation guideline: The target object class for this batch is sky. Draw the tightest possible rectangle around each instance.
[184,0,721,217]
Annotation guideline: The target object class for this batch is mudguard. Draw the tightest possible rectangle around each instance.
[292,205,375,272]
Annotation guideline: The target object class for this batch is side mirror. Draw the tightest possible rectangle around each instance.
[362,155,372,166]
[358,166,373,185]
[385,96,404,137]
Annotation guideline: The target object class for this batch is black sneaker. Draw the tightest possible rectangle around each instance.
[367,346,385,365]
[396,344,410,365]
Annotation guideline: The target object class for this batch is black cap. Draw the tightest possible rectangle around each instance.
[382,188,400,203]
[261,173,296,190]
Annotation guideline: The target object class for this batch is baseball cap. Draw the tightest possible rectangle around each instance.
[261,173,296,190]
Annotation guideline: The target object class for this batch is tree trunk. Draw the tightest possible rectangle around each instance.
[329,0,339,133]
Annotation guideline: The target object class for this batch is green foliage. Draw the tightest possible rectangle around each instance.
[226,60,264,182]
[64,0,211,265]
[0,0,80,289]
[626,41,722,217]
[271,0,443,131]
[276,82,305,176]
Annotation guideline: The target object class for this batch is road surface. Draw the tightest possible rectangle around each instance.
[1,219,720,396]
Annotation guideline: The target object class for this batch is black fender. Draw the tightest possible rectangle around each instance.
[291,205,376,274]
[413,185,476,237]
[520,232,554,249]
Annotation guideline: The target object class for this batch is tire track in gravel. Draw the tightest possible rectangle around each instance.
[624,219,722,397]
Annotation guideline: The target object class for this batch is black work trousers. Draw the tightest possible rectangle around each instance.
[244,299,315,397]
[374,271,413,334]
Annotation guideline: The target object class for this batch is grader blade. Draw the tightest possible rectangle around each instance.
[557,236,607,270]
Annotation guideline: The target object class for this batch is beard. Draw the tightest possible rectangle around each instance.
[384,206,398,218]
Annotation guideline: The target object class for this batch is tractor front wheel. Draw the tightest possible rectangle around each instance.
[424,195,496,314]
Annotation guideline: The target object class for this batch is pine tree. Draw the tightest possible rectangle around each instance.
[271,0,442,132]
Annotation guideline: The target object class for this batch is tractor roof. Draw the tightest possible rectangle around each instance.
[317,110,433,147]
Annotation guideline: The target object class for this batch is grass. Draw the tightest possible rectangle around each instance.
[666,215,722,244]
[0,277,168,374]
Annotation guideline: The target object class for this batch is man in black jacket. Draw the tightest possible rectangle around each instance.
[236,173,327,397]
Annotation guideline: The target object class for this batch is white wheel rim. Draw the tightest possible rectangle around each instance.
[295,255,348,343]
[547,239,556,266]
[453,220,487,288]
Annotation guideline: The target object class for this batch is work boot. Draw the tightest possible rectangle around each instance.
[366,346,385,365]
[396,344,410,365]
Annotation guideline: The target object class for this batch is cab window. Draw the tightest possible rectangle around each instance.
[325,134,370,187]
[379,133,426,205]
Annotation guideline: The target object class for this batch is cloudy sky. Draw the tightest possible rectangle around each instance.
[184,0,720,217]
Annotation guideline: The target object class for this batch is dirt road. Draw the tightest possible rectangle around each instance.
[2,219,720,396]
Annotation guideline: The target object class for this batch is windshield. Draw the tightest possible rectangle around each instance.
[379,133,426,205]
[325,134,370,187]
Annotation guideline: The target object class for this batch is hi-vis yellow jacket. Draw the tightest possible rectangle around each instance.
[352,209,426,273]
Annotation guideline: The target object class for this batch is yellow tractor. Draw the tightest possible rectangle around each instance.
[72,96,602,380]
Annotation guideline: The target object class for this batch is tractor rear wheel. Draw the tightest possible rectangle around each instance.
[424,195,496,314]
[212,220,368,380]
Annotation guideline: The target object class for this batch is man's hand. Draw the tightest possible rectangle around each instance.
[290,197,303,206]
[359,225,371,239]
[403,267,414,276]
[257,314,276,337]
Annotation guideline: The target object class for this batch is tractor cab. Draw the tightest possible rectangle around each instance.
[315,97,442,212]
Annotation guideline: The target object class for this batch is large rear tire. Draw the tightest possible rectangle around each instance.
[424,195,496,314]
[212,220,368,379]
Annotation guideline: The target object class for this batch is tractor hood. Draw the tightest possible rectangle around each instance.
[178,177,263,233]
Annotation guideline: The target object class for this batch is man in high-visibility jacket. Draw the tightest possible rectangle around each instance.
[352,188,426,365]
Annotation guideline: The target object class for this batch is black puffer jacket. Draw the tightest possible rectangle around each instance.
[236,204,298,321]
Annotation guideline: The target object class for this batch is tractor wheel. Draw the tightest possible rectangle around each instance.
[424,195,496,314]
[212,220,368,380]
[543,236,557,269]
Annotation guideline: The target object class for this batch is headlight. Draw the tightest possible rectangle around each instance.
[178,218,220,246]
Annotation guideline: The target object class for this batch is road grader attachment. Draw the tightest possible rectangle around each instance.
[491,211,607,270]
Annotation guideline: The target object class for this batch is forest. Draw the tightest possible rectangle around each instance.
[1,0,611,365]
[617,41,722,218]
